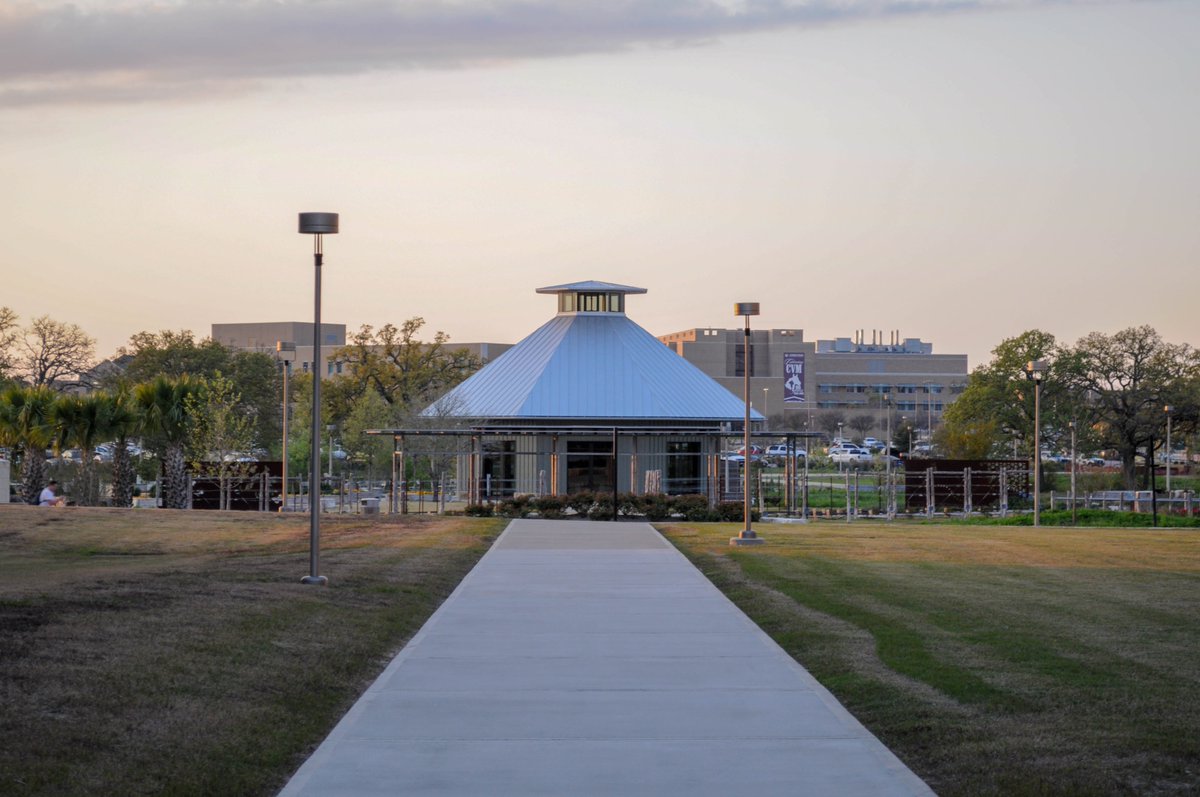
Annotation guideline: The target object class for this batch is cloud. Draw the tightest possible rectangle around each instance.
[0,0,1081,107]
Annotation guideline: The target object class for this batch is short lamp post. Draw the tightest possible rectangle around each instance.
[1069,419,1077,526]
[1024,360,1047,527]
[277,341,295,513]
[1165,405,1173,495]
[885,397,895,518]
[299,212,338,585]
[731,302,764,546]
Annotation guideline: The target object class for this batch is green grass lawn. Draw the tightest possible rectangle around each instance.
[660,521,1200,797]
[0,506,505,796]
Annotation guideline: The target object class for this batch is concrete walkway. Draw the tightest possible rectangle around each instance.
[279,520,934,796]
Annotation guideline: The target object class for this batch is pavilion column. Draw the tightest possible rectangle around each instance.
[630,436,639,496]
[469,435,480,505]
[550,434,559,496]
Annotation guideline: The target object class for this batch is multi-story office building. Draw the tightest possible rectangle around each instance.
[657,327,968,437]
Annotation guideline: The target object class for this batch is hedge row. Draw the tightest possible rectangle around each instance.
[465,491,759,522]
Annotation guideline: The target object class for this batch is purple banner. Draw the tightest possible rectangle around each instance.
[783,353,805,403]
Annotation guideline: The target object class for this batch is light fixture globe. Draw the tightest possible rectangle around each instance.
[299,212,339,235]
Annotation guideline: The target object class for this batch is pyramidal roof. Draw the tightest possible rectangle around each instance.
[425,281,757,422]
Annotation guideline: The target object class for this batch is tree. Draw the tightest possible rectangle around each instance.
[106,388,140,508]
[940,330,1075,458]
[340,388,401,485]
[1062,326,1200,488]
[933,417,1000,460]
[112,330,280,454]
[0,385,57,503]
[331,319,481,413]
[53,392,112,506]
[847,413,875,439]
[0,307,18,383]
[17,316,96,391]
[186,374,257,510]
[816,410,845,439]
[135,375,203,509]
[114,330,231,383]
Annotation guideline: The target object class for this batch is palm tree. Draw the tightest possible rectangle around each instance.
[0,385,58,504]
[53,392,112,506]
[135,375,203,509]
[106,388,140,508]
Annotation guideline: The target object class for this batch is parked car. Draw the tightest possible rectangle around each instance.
[862,437,884,450]
[765,443,807,460]
[831,448,873,465]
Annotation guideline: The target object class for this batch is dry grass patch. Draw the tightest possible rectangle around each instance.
[0,505,505,795]
[660,521,1200,796]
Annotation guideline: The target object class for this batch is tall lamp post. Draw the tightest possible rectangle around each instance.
[731,302,764,546]
[1165,405,1173,496]
[276,341,295,512]
[299,212,338,585]
[762,387,769,428]
[1024,360,1046,527]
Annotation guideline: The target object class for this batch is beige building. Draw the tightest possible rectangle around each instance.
[212,322,347,378]
[657,327,968,437]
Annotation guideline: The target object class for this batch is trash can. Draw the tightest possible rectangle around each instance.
[360,497,380,515]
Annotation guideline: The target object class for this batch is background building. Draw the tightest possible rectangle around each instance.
[212,322,347,377]
[658,327,968,440]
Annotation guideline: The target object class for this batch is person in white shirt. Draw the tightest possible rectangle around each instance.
[39,480,64,506]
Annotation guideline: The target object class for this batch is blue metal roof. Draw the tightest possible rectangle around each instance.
[426,312,759,422]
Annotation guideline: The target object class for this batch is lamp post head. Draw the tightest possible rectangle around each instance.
[733,302,760,317]
[299,212,339,235]
[1165,404,1173,414]
[276,340,296,362]
[1024,359,1047,383]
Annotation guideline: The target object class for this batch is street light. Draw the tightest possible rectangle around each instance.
[1024,359,1047,527]
[1069,419,1077,526]
[885,396,895,518]
[1165,405,1173,495]
[762,387,769,428]
[276,341,295,513]
[299,211,338,586]
[731,302,764,546]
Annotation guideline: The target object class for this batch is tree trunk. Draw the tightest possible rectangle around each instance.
[21,443,45,505]
[78,452,98,506]
[163,445,189,509]
[1119,447,1138,490]
[110,440,135,508]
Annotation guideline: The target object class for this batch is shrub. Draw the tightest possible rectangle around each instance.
[616,492,642,518]
[640,494,673,521]
[532,495,565,519]
[565,490,596,517]
[672,494,714,522]
[588,495,616,520]
[464,503,494,517]
[716,501,749,522]
[496,494,532,518]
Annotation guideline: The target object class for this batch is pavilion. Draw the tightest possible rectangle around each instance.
[371,280,771,506]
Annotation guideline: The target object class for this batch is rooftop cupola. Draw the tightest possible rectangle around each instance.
[536,280,647,316]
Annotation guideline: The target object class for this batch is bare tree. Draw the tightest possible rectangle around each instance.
[0,307,18,381]
[19,316,96,391]
[848,413,876,439]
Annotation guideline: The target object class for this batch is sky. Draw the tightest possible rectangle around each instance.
[2,0,1197,370]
